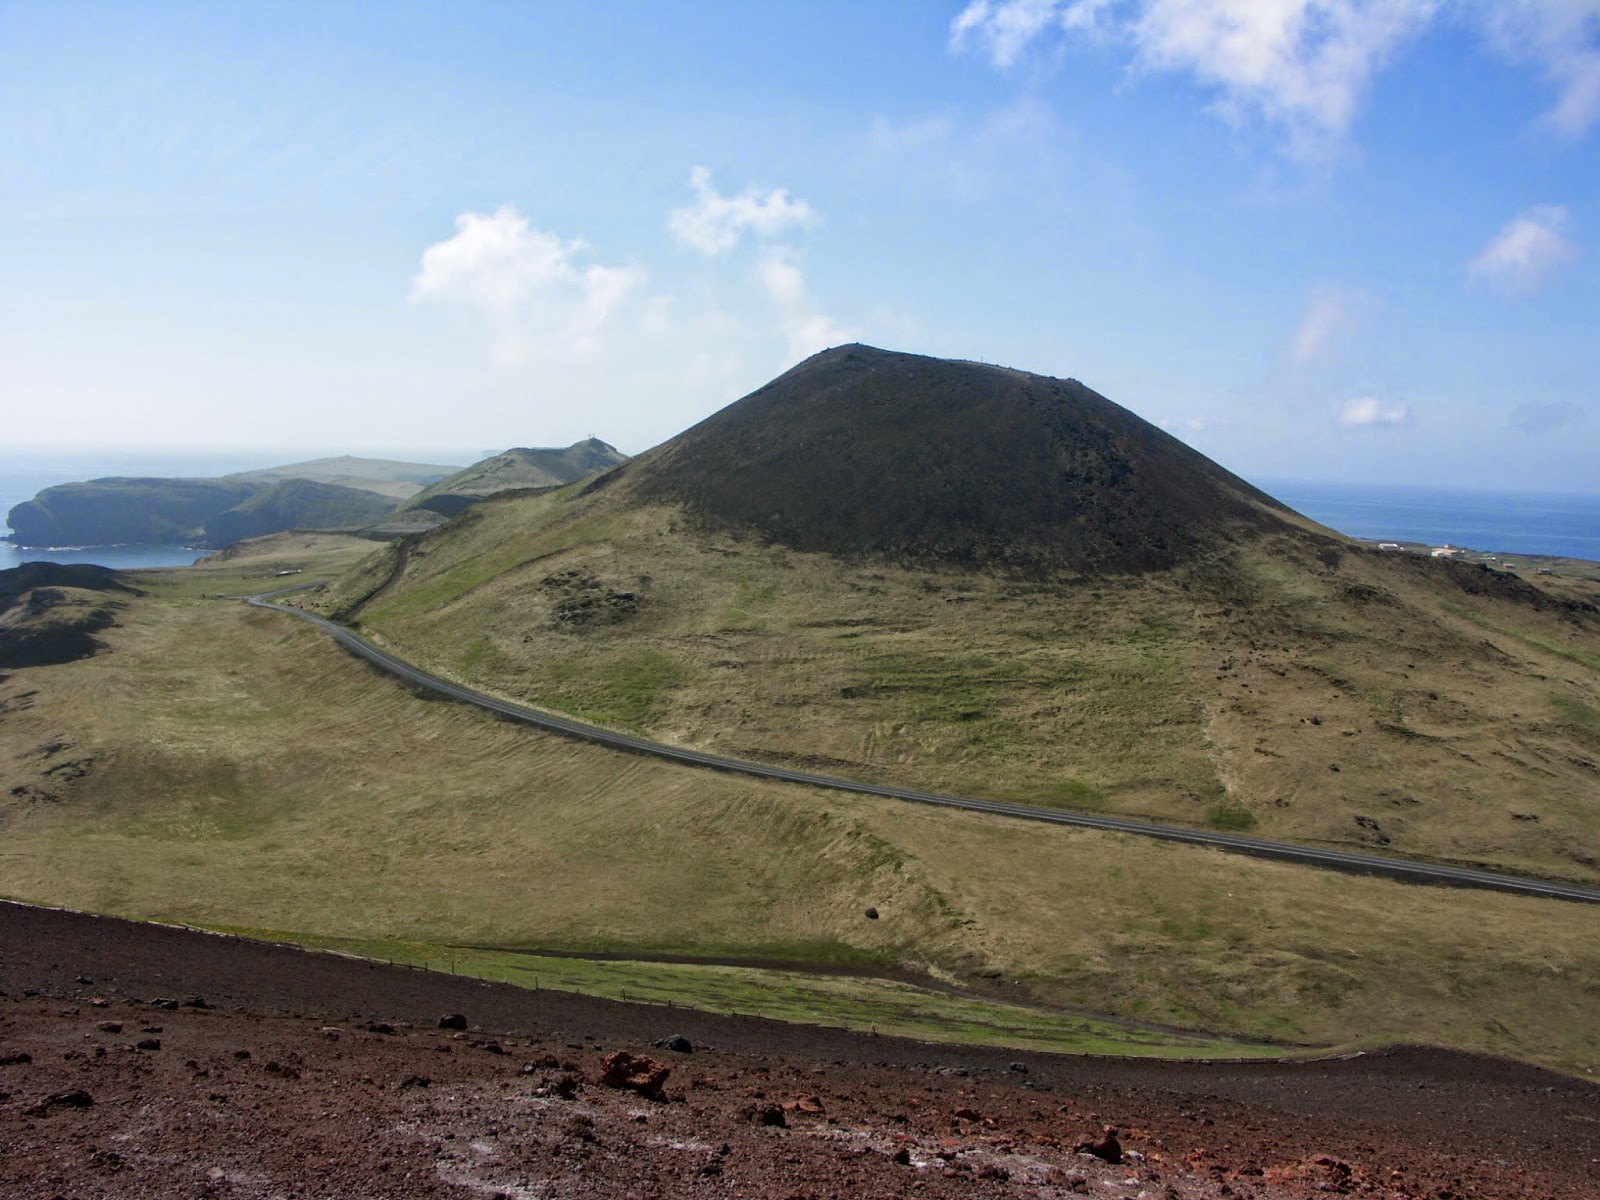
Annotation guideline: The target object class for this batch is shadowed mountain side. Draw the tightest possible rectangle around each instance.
[203,478,398,545]
[0,562,143,608]
[7,477,260,547]
[6,456,462,549]
[404,438,629,518]
[610,344,1310,575]
[0,562,143,667]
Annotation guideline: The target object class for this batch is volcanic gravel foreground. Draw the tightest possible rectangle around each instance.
[1,903,1596,1199]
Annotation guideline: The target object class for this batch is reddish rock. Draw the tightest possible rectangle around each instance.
[1075,1125,1123,1164]
[598,1050,671,1101]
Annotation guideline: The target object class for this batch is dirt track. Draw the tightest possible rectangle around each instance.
[1,901,1596,1198]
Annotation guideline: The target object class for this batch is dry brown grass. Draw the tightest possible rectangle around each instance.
[3,532,1599,1072]
[331,489,1600,887]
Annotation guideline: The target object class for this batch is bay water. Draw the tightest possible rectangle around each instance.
[0,451,276,571]
[1257,478,1600,563]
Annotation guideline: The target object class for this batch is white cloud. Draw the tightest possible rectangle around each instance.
[951,0,1113,67]
[1468,205,1578,294]
[406,180,860,443]
[757,252,809,308]
[1509,399,1586,434]
[1132,0,1435,157]
[1479,0,1600,138]
[947,1,1440,155]
[411,207,645,364]
[1337,394,1411,427]
[667,166,819,255]
[952,2,1600,155]
[757,249,861,361]
[1291,286,1368,363]
[950,1,1435,156]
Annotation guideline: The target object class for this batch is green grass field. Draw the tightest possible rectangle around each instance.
[205,927,1284,1058]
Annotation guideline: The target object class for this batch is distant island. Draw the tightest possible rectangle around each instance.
[5,441,628,549]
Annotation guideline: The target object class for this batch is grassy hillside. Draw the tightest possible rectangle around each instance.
[7,457,462,548]
[204,478,398,545]
[226,455,461,500]
[0,562,144,668]
[1,537,1598,1070]
[7,477,260,545]
[5,344,1598,1073]
[318,482,1600,889]
[401,438,628,518]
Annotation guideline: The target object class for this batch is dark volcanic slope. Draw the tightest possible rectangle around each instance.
[619,344,1304,574]
[2,903,1597,1199]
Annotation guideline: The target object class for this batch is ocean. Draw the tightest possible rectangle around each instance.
[2,454,1597,568]
[1256,478,1600,563]
[0,451,276,572]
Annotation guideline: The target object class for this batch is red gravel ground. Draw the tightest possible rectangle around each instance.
[1,901,1596,1199]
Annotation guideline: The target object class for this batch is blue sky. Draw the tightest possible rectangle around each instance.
[2,1,1596,492]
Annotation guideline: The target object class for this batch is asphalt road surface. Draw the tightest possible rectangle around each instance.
[249,589,1600,907]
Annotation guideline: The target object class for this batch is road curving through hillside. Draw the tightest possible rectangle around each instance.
[248,588,1600,906]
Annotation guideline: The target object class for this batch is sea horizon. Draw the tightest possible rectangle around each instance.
[2,453,1597,569]
[1256,477,1600,564]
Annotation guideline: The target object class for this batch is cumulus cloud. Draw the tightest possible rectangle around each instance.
[1129,0,1434,156]
[1480,0,1600,138]
[950,0,1435,156]
[1337,394,1411,427]
[411,207,645,364]
[946,2,1600,155]
[1509,399,1586,434]
[1468,205,1578,294]
[667,166,819,255]
[757,249,860,361]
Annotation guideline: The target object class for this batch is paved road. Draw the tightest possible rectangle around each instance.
[249,589,1600,907]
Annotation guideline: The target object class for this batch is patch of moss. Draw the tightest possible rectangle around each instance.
[545,649,693,729]
[1207,802,1258,832]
